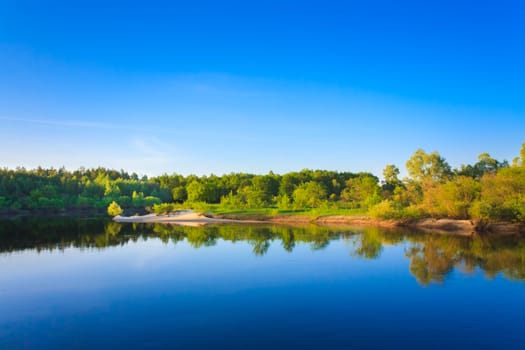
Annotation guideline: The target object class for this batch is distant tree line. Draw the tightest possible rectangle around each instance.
[1,142,524,222]
[0,167,169,214]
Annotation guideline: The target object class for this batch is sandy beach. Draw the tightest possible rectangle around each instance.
[113,210,263,227]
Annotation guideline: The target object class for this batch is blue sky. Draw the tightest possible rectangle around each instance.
[1,0,524,178]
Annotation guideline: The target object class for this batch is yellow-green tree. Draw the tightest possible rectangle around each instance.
[406,149,452,184]
[421,176,481,218]
[292,181,326,208]
[341,174,380,208]
[471,167,525,221]
[107,201,123,216]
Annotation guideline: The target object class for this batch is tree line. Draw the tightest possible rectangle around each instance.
[1,142,524,222]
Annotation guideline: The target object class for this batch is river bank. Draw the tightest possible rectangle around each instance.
[213,213,485,235]
[113,210,525,236]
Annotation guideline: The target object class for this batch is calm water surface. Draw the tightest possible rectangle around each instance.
[0,218,524,349]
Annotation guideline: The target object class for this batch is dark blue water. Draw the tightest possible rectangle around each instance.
[0,220,524,349]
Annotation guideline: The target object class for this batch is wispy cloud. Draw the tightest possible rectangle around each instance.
[114,137,182,175]
[0,115,212,137]
[0,116,116,129]
[0,115,263,142]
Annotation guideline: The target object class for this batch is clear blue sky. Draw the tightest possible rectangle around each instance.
[1,0,524,178]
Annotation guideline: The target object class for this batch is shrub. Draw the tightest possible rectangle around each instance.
[107,201,123,217]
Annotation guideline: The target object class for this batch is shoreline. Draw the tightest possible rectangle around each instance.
[113,210,525,236]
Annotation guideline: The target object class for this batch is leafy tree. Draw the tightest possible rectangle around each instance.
[186,180,218,203]
[104,182,121,198]
[381,164,402,196]
[252,174,280,203]
[220,191,243,209]
[470,167,525,222]
[520,142,525,167]
[152,202,175,214]
[276,193,292,210]
[511,142,525,167]
[341,174,380,208]
[456,153,507,179]
[279,173,302,197]
[239,186,270,208]
[421,176,481,218]
[107,201,123,216]
[172,186,187,203]
[406,149,452,183]
[382,164,400,186]
[292,181,326,208]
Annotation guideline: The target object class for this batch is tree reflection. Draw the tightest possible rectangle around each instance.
[352,227,383,259]
[1,218,524,285]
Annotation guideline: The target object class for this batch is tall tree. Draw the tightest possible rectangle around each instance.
[406,149,452,183]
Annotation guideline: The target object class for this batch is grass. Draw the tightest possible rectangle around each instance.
[207,205,368,217]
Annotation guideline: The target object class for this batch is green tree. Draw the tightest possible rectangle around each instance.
[512,142,525,167]
[152,202,175,214]
[341,174,380,208]
[406,149,452,183]
[383,164,400,186]
[104,181,121,198]
[292,181,326,208]
[456,153,507,179]
[279,172,302,197]
[172,186,187,202]
[520,142,525,167]
[381,164,402,196]
[186,180,218,203]
[471,167,525,221]
[422,176,481,218]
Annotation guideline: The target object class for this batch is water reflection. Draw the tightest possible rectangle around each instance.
[1,218,524,285]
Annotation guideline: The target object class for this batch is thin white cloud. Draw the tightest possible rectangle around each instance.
[0,115,208,137]
[0,114,263,142]
[0,116,115,129]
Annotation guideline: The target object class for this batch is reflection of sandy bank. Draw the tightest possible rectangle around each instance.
[114,210,262,227]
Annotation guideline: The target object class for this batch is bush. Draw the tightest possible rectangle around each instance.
[152,202,175,215]
[107,201,123,216]
[368,200,400,219]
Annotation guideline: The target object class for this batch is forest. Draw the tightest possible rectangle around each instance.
[1,143,524,222]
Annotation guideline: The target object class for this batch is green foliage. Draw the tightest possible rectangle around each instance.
[152,202,175,214]
[421,176,481,218]
[382,164,401,188]
[276,193,292,210]
[341,174,380,208]
[406,149,452,183]
[172,186,187,202]
[1,142,524,223]
[368,200,424,220]
[292,181,327,209]
[107,201,123,217]
[186,180,218,203]
[470,167,525,222]
[187,201,212,213]
[219,191,243,209]
[456,153,507,179]
[143,196,162,207]
[368,200,399,219]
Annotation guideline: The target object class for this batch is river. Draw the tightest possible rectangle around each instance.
[1,218,524,349]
